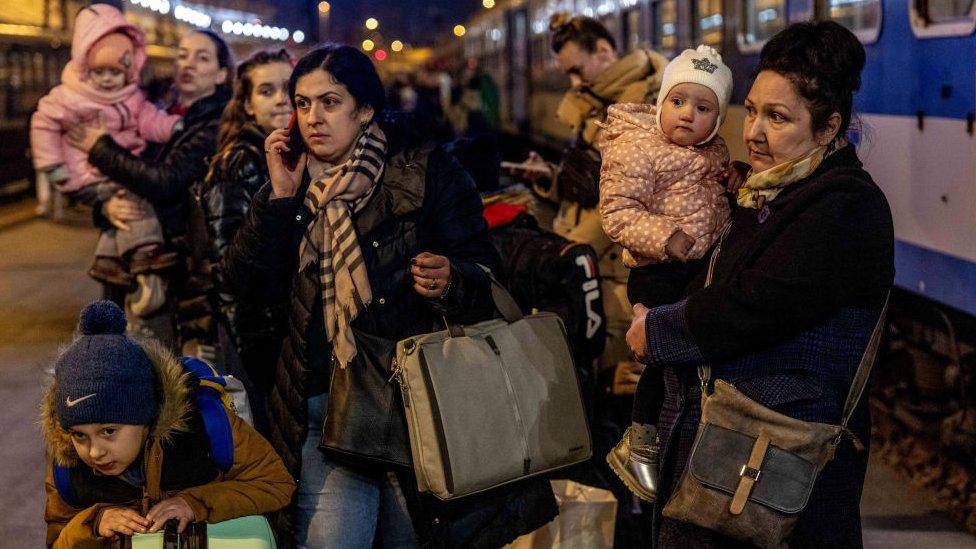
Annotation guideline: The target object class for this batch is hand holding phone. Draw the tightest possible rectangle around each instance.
[265,112,306,198]
[502,151,553,180]
[282,112,304,170]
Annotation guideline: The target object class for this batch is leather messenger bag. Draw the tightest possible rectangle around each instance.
[662,228,889,548]
[391,272,592,500]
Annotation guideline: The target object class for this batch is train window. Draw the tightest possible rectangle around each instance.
[825,0,882,43]
[531,36,549,72]
[652,0,678,55]
[600,14,621,45]
[738,0,788,52]
[624,8,643,50]
[910,0,976,37]
[697,0,724,47]
[33,52,45,88]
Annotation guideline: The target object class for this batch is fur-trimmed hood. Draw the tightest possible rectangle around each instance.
[41,340,193,467]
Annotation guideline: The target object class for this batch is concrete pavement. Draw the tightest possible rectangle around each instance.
[1,204,974,547]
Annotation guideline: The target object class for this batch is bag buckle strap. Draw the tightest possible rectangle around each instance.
[739,465,762,482]
[730,431,771,515]
[841,426,866,453]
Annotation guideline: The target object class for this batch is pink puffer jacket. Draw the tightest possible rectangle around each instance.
[29,4,180,192]
[599,103,730,267]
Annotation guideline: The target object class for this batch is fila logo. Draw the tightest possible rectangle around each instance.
[574,255,603,339]
[65,393,97,407]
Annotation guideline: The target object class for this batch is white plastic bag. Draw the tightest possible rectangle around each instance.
[223,375,253,426]
[505,480,617,549]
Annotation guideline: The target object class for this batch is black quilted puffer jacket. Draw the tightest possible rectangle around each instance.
[223,134,558,547]
[203,124,285,391]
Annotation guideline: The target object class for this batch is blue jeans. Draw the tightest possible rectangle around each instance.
[294,393,419,548]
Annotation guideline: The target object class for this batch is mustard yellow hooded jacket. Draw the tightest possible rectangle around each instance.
[41,341,295,548]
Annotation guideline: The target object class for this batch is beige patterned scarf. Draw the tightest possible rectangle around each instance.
[737,138,847,209]
[299,122,387,367]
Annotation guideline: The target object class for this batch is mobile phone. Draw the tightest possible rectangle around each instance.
[500,160,551,174]
[282,111,304,170]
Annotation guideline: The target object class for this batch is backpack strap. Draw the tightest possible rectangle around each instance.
[180,357,234,473]
[52,462,80,508]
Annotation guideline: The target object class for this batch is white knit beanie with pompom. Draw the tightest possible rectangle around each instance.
[655,45,734,144]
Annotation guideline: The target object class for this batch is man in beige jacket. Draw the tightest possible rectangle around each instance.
[516,13,668,397]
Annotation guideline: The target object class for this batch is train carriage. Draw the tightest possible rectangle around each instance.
[460,0,976,333]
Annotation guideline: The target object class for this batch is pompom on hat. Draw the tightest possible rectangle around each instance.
[54,301,158,428]
[655,45,734,145]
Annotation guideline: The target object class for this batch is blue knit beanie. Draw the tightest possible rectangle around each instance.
[54,301,158,428]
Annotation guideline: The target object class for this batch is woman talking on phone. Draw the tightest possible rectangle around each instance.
[223,45,557,547]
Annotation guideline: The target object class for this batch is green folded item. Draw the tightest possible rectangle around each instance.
[128,515,276,548]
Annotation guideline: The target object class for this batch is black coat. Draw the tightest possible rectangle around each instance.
[88,91,230,348]
[202,124,285,390]
[644,145,895,548]
[89,90,230,239]
[223,142,558,548]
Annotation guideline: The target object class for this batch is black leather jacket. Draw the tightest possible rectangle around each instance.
[89,89,231,238]
[203,124,285,389]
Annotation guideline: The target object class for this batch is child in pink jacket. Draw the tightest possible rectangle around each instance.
[599,45,733,503]
[30,4,180,314]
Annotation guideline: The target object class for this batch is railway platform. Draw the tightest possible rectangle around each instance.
[1,200,974,547]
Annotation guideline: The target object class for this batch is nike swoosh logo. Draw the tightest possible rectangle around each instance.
[65,393,97,407]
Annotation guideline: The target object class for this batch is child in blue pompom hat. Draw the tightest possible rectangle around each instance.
[42,300,294,547]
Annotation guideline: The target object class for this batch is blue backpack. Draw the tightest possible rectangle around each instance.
[53,357,236,508]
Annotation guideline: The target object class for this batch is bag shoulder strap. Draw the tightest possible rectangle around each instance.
[697,222,731,390]
[697,222,890,431]
[839,296,889,429]
[180,356,235,473]
[52,461,80,508]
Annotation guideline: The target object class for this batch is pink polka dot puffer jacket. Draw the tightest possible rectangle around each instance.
[599,103,730,267]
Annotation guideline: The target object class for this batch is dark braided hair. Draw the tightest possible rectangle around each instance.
[549,12,617,54]
[756,21,865,138]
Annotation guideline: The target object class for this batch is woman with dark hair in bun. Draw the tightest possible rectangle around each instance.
[625,21,894,546]
[223,44,557,547]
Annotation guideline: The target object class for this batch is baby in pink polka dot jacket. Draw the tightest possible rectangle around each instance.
[601,46,734,504]
[600,45,734,270]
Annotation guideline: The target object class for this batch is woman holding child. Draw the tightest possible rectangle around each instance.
[66,29,233,352]
[619,21,894,547]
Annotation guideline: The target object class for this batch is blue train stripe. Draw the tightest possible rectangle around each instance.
[859,0,976,119]
[728,2,976,120]
[895,239,976,317]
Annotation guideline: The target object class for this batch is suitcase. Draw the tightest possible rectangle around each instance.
[109,515,276,548]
